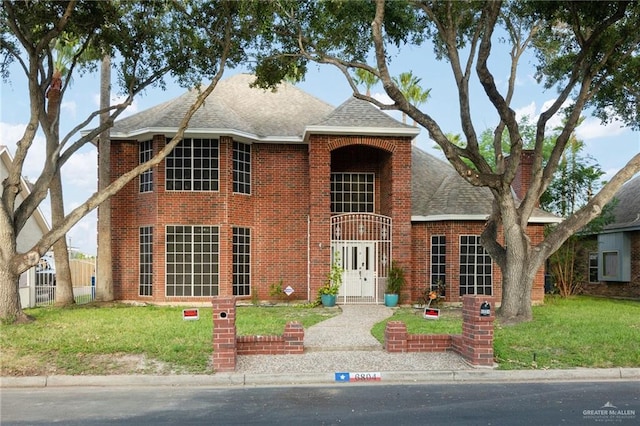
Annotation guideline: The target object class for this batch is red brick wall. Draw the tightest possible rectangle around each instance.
[410,221,546,305]
[384,295,495,366]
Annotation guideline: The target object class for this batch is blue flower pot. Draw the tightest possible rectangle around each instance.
[321,294,336,307]
[384,293,399,307]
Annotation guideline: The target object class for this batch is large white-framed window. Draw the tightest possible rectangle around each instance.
[330,173,374,214]
[232,227,251,296]
[233,142,251,195]
[430,235,446,293]
[459,235,492,296]
[588,252,599,283]
[139,140,153,193]
[165,225,219,297]
[166,138,219,191]
[139,226,153,296]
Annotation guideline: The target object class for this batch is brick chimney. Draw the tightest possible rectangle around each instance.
[511,149,535,202]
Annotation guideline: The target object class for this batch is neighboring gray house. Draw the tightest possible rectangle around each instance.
[581,175,640,299]
[1,145,51,307]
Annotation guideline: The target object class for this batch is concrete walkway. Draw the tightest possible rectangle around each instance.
[304,304,393,351]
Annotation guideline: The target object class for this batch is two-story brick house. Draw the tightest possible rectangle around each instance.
[106,74,558,305]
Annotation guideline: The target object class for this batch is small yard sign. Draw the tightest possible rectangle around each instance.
[424,308,440,320]
[284,285,294,296]
[182,308,199,320]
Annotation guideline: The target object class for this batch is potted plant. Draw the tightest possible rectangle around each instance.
[384,261,405,307]
[319,253,343,307]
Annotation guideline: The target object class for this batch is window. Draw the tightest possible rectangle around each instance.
[430,235,446,293]
[588,252,598,283]
[139,226,153,296]
[330,173,374,214]
[602,251,619,279]
[166,225,219,297]
[233,142,251,194]
[139,140,153,193]
[166,138,219,191]
[459,235,492,296]
[232,227,251,296]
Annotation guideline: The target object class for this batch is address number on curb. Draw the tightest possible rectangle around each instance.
[334,372,382,382]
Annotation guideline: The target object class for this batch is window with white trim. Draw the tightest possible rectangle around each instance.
[430,235,446,293]
[166,138,219,191]
[232,227,251,296]
[330,173,374,214]
[233,142,251,194]
[166,225,219,297]
[588,252,598,283]
[139,226,153,296]
[139,140,153,193]
[459,235,492,296]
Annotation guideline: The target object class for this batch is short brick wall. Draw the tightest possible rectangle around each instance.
[212,297,304,372]
[384,295,495,366]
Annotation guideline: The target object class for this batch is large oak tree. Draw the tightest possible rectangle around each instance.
[0,0,267,322]
[252,0,640,323]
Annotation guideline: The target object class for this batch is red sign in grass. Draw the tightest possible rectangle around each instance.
[182,308,199,320]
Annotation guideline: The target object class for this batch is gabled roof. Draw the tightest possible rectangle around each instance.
[0,145,51,238]
[603,174,640,232]
[410,146,560,224]
[304,97,419,139]
[110,74,335,142]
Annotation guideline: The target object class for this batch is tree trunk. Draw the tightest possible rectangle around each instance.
[0,262,31,323]
[96,54,113,302]
[45,71,75,307]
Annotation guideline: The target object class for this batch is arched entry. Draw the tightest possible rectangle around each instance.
[330,213,392,304]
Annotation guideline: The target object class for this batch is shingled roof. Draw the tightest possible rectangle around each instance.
[110,73,335,141]
[604,175,640,232]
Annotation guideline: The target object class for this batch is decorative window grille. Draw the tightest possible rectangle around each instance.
[139,140,153,193]
[233,142,251,194]
[139,226,153,296]
[430,235,446,293]
[330,173,374,214]
[165,225,219,297]
[166,138,219,191]
[232,227,251,296]
[459,235,492,296]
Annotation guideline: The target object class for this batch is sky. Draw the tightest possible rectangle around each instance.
[1,41,638,256]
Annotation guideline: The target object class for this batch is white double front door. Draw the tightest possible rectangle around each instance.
[334,242,376,298]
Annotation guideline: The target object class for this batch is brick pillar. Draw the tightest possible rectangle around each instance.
[283,322,305,354]
[384,321,408,353]
[212,296,237,372]
[459,295,495,366]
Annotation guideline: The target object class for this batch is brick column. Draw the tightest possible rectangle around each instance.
[384,320,408,352]
[458,295,495,366]
[212,296,237,372]
[283,322,305,354]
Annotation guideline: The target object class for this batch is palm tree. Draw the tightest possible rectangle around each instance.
[353,68,379,96]
[392,71,431,125]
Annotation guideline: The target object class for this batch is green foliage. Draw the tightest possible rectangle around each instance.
[385,261,406,295]
[318,253,343,296]
[268,279,285,300]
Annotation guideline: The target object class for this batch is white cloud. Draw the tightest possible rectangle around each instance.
[514,102,537,122]
[91,93,140,118]
[61,148,97,191]
[575,117,627,140]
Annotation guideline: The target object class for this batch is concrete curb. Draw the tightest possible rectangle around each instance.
[2,368,639,388]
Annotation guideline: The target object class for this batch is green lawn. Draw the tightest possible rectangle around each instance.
[1,296,637,375]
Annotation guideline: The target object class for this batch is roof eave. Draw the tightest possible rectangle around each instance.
[411,214,563,224]
[304,125,420,141]
[104,128,305,144]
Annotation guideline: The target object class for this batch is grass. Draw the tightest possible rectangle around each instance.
[0,303,337,376]
[1,297,638,375]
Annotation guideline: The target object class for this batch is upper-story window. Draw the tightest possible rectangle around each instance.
[330,173,374,214]
[233,142,251,194]
[139,140,153,193]
[166,138,219,191]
